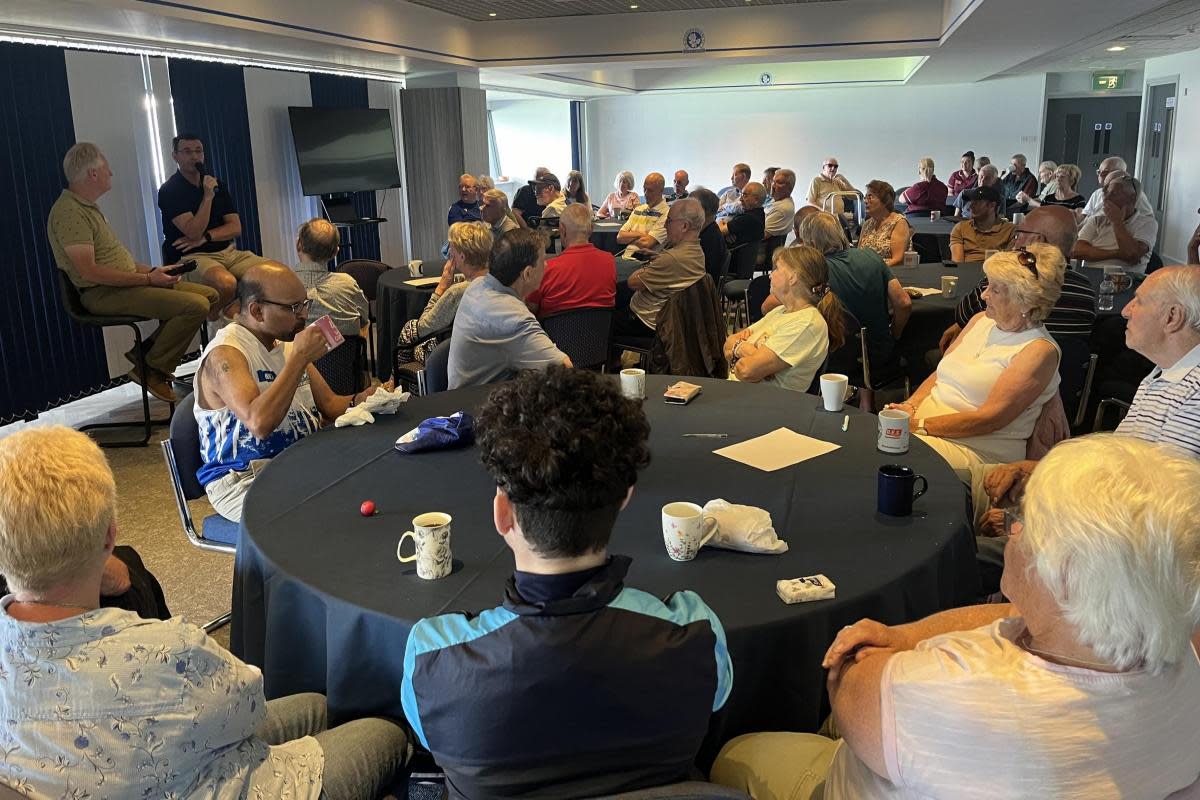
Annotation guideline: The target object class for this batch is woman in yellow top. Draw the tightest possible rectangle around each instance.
[725,245,845,393]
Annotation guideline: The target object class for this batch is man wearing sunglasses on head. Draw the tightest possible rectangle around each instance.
[193,262,376,521]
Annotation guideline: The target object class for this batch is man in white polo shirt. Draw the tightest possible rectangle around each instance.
[616,172,670,260]
[764,168,797,238]
[1074,174,1158,273]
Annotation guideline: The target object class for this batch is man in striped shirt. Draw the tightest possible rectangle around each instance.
[938,205,1096,352]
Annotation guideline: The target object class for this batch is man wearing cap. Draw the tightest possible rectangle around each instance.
[616,173,670,260]
[512,166,550,225]
[533,172,567,221]
[949,185,1015,262]
[1074,174,1158,274]
[447,173,482,225]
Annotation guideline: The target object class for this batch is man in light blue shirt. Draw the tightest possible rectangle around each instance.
[447,228,571,388]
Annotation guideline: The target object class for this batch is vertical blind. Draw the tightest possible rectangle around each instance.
[0,42,109,424]
[309,73,383,263]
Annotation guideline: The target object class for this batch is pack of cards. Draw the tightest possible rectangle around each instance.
[776,575,836,604]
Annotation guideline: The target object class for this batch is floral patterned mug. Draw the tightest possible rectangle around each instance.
[661,502,718,562]
[398,512,453,579]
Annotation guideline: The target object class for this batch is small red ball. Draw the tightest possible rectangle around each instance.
[360,500,377,517]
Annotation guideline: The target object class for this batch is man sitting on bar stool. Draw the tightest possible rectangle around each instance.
[47,142,217,404]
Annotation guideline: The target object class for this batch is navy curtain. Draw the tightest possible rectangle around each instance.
[0,43,110,425]
[167,58,263,258]
[308,73,382,263]
[570,101,582,173]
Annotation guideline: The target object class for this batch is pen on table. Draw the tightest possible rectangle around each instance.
[682,433,728,438]
[841,415,849,432]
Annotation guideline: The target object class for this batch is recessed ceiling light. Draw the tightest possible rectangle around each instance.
[1106,45,1127,51]
[630,3,638,7]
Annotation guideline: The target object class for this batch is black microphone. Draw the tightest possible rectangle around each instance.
[196,161,206,177]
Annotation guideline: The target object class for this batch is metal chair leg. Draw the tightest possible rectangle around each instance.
[203,611,232,633]
[80,324,171,448]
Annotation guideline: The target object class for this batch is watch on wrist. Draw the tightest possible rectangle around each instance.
[203,230,213,243]
[916,418,928,436]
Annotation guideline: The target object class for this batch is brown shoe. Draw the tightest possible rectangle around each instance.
[127,366,177,404]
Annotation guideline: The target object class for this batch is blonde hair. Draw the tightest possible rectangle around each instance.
[983,242,1065,324]
[918,157,936,180]
[773,245,845,350]
[448,221,494,267]
[0,427,115,593]
[62,142,105,184]
[1056,164,1081,189]
[1019,434,1200,674]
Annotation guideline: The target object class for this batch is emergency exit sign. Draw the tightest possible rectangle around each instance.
[1092,71,1126,91]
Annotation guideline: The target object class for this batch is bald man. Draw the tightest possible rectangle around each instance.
[617,172,670,259]
[293,218,369,337]
[193,262,376,521]
[1080,157,1154,219]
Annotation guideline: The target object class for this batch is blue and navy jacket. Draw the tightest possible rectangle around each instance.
[400,555,734,800]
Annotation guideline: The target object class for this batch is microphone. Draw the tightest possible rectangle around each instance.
[196,161,206,177]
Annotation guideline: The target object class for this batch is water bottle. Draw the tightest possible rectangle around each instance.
[1098,275,1115,312]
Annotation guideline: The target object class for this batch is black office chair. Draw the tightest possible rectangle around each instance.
[337,259,389,369]
[56,270,171,447]
[826,308,909,410]
[1146,250,1164,274]
[745,274,772,325]
[313,335,367,396]
[160,394,239,632]
[759,234,788,269]
[541,307,614,370]
[721,243,759,330]
[394,326,452,394]
[415,338,452,395]
[1053,334,1099,429]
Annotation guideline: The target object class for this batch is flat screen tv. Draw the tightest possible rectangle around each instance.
[288,107,402,196]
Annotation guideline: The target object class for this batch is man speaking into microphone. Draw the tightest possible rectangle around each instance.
[157,133,267,318]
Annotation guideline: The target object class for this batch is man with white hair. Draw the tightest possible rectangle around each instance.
[1000,153,1038,213]
[764,169,797,238]
[447,173,482,224]
[1074,174,1158,273]
[614,198,707,338]
[480,188,520,237]
[806,157,856,215]
[528,204,616,318]
[1080,157,1155,218]
[47,142,217,403]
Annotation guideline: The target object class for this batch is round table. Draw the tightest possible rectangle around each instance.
[591,219,625,254]
[231,376,977,764]
[375,268,438,380]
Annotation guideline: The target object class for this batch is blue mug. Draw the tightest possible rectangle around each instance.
[877,464,928,517]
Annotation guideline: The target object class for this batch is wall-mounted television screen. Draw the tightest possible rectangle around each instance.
[288,107,402,196]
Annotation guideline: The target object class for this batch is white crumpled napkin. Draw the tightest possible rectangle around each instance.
[362,387,411,415]
[701,498,788,554]
[334,405,375,427]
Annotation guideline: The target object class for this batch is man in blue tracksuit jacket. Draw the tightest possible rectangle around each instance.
[401,366,733,799]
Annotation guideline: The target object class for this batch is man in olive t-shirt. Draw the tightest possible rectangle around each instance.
[47,143,215,403]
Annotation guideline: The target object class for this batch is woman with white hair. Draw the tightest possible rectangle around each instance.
[885,244,1065,477]
[898,157,948,216]
[0,427,409,799]
[713,433,1200,799]
[597,170,640,218]
[724,245,845,392]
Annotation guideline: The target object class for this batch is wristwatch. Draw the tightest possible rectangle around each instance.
[203,230,213,243]
[915,418,928,436]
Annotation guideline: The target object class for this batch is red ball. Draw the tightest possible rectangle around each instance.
[360,500,377,517]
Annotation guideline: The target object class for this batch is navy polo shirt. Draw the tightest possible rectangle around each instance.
[158,170,238,263]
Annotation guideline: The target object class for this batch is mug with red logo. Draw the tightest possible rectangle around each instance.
[877,409,911,454]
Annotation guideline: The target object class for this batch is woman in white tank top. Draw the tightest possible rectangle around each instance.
[886,245,1066,478]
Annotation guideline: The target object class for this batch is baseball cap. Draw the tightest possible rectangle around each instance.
[963,185,1001,204]
[533,172,561,191]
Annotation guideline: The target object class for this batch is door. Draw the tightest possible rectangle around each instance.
[1042,96,1143,197]
[1140,80,1177,219]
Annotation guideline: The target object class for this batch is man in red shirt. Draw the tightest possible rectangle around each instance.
[528,204,617,318]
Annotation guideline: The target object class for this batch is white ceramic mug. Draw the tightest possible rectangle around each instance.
[819,373,848,412]
[662,502,718,562]
[930,210,942,221]
[397,512,453,579]
[877,409,911,454]
[941,275,959,297]
[407,259,424,278]
[903,250,920,267]
[620,368,646,400]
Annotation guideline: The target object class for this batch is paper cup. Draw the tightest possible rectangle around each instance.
[620,368,646,400]
[930,210,942,221]
[819,373,848,412]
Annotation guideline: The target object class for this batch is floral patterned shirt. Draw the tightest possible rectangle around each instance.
[0,599,323,799]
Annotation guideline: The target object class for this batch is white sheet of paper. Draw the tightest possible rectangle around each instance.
[713,427,840,472]
[405,277,442,287]
[906,286,943,297]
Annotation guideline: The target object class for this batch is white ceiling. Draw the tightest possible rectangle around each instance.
[403,0,837,23]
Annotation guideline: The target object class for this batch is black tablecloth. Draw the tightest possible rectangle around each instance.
[231,376,977,764]
[591,220,624,254]
[907,217,958,237]
[376,269,437,380]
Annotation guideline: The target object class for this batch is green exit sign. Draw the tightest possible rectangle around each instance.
[1093,71,1126,91]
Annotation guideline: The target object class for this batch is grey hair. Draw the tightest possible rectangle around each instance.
[671,197,704,231]
[482,188,510,213]
[477,175,495,190]
[690,187,719,220]
[1038,160,1058,174]
[741,182,767,205]
[798,211,849,254]
[1020,434,1200,673]
[980,164,1000,180]
[63,142,105,184]
[983,242,1064,324]
[1012,153,1028,167]
[775,168,797,193]
[1148,266,1200,332]
[615,170,635,192]
[1101,156,1128,172]
[559,202,594,237]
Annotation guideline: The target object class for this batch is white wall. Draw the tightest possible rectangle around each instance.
[368,79,412,267]
[489,98,572,186]
[584,74,1047,200]
[1142,50,1200,264]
